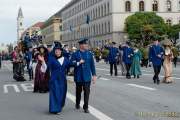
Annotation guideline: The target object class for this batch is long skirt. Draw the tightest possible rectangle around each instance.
[163,56,173,83]
[34,62,49,93]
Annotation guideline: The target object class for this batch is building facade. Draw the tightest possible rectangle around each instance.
[17,7,24,43]
[61,0,180,48]
[41,17,62,44]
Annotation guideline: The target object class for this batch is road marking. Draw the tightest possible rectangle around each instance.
[99,78,110,81]
[21,83,34,92]
[96,68,109,72]
[127,84,156,91]
[3,84,21,93]
[67,92,113,120]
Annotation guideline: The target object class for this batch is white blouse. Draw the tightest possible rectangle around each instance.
[40,57,65,73]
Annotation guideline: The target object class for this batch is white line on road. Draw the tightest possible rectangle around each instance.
[127,84,156,91]
[96,68,109,72]
[3,84,21,93]
[67,92,113,120]
[99,78,110,81]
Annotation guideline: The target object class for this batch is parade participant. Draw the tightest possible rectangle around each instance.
[63,45,70,59]
[24,32,32,51]
[101,47,109,64]
[12,46,19,73]
[130,45,142,78]
[119,44,126,76]
[72,47,77,53]
[94,47,101,62]
[149,38,164,85]
[106,42,119,76]
[47,44,53,53]
[63,44,71,74]
[162,39,174,83]
[172,47,179,68]
[122,41,134,79]
[25,47,33,81]
[71,38,96,113]
[41,43,71,114]
[13,47,26,82]
[34,45,49,93]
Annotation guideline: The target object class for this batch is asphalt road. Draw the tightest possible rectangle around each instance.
[0,60,180,120]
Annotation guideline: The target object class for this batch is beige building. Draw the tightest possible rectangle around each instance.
[41,16,62,44]
[60,0,180,48]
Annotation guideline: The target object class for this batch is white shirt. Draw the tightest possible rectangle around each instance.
[41,57,65,73]
[58,57,64,65]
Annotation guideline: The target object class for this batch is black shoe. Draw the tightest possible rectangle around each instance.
[84,109,90,113]
[137,75,140,79]
[75,105,80,110]
[157,80,160,85]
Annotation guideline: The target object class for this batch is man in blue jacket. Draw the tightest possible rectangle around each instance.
[106,42,119,76]
[25,46,33,81]
[71,38,96,113]
[149,39,164,85]
[122,42,134,79]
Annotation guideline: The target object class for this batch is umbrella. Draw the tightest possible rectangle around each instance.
[161,39,173,46]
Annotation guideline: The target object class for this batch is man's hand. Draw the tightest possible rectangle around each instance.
[157,54,161,58]
[79,59,85,64]
[92,76,97,84]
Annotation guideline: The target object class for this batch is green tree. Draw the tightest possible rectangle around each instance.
[167,24,180,44]
[125,12,168,46]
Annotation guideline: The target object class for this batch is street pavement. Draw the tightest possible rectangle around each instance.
[0,60,180,120]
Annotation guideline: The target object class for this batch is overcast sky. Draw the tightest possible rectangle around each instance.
[0,0,71,44]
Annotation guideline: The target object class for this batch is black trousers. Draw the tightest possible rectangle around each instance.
[76,83,90,110]
[110,63,117,76]
[125,63,131,77]
[173,57,177,67]
[153,65,161,81]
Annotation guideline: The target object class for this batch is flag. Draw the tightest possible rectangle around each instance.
[86,15,90,24]
[70,25,73,32]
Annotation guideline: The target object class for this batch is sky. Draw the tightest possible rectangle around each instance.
[0,0,71,44]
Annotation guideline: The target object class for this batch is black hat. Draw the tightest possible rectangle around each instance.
[112,42,116,45]
[54,41,62,48]
[47,44,52,48]
[53,42,63,51]
[126,41,131,46]
[78,38,88,44]
[54,45,63,51]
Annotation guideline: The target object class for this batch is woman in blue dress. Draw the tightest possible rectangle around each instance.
[130,46,142,78]
[40,44,70,114]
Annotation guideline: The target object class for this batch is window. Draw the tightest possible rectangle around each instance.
[139,1,145,11]
[108,22,111,33]
[167,0,172,12]
[125,1,131,12]
[107,2,110,13]
[178,1,180,11]
[166,19,172,26]
[152,0,158,11]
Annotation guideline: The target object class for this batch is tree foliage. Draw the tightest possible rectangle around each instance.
[125,12,168,46]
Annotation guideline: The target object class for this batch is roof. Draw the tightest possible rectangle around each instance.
[59,0,80,13]
[32,22,44,29]
[18,7,23,18]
